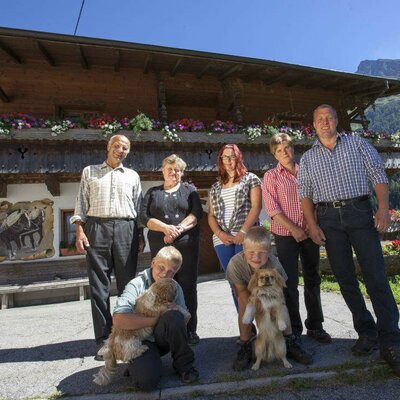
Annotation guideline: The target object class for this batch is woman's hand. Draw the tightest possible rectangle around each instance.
[163,224,181,244]
[218,231,234,245]
[233,230,245,245]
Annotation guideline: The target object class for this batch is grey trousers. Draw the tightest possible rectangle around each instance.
[85,217,139,344]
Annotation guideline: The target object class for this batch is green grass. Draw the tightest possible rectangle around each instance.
[299,275,400,305]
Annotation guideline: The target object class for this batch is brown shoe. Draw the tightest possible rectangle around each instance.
[307,329,332,344]
[380,345,400,376]
[351,336,378,356]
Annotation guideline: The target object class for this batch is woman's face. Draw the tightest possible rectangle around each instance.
[162,163,182,187]
[220,148,237,173]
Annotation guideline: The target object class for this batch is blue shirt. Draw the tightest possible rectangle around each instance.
[298,135,388,203]
[113,268,187,341]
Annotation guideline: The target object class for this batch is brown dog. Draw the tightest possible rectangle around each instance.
[243,268,292,370]
[93,278,190,385]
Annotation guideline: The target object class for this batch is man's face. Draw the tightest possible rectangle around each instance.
[243,243,269,270]
[313,107,338,141]
[151,258,179,282]
[106,136,130,165]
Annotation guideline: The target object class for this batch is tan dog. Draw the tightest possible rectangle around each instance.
[93,278,190,385]
[242,268,292,370]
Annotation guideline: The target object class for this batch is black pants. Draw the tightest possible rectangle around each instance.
[274,234,324,337]
[127,310,195,391]
[85,217,139,344]
[149,236,199,333]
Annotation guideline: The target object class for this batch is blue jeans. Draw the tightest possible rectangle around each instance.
[214,243,243,310]
[317,198,400,347]
[274,235,323,336]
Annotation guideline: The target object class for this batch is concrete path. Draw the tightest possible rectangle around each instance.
[1,274,399,399]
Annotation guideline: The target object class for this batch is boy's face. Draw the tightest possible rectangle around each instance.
[243,243,270,270]
[151,258,179,282]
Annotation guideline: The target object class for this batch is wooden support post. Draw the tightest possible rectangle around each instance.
[44,174,60,196]
[0,181,7,197]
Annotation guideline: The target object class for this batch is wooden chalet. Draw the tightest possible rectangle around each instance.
[1,27,400,307]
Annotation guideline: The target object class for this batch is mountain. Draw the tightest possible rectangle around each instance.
[356,59,400,134]
[357,59,400,78]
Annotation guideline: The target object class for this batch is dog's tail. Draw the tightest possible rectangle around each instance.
[93,342,117,386]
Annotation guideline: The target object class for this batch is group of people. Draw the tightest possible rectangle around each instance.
[72,103,400,391]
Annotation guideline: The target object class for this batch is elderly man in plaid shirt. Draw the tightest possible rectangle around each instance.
[298,104,400,376]
[71,134,144,359]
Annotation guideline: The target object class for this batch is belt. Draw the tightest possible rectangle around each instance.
[87,217,135,221]
[317,195,369,209]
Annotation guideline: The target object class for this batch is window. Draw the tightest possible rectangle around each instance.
[60,209,75,247]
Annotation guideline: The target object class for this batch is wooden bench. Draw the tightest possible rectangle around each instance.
[1,277,88,309]
[0,253,151,310]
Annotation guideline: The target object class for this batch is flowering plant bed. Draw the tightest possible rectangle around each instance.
[2,112,400,144]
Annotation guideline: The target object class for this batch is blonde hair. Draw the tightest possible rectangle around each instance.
[269,133,293,155]
[162,154,187,172]
[153,246,183,270]
[243,226,271,250]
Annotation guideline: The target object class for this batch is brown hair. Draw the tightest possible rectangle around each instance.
[313,104,338,121]
[217,144,247,184]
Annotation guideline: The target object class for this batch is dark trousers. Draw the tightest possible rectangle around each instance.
[149,237,199,333]
[127,310,195,391]
[85,217,139,344]
[274,235,324,336]
[317,198,400,347]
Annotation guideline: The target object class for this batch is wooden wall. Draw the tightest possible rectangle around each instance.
[1,61,347,127]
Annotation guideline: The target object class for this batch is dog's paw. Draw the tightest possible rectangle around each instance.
[93,370,110,386]
[278,321,287,331]
[251,361,261,371]
[283,359,292,369]
[242,304,256,325]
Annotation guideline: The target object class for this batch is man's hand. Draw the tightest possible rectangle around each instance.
[308,225,326,246]
[75,222,89,253]
[291,226,308,243]
[375,208,391,232]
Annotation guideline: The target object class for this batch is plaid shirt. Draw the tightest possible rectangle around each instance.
[210,172,261,233]
[298,135,388,203]
[71,162,142,223]
[263,163,304,236]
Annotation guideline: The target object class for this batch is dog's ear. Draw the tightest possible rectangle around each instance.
[248,270,259,291]
[273,268,286,288]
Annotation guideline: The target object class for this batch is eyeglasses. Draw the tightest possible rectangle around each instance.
[220,155,237,162]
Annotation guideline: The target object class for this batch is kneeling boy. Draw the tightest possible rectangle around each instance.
[226,226,313,371]
[113,246,199,390]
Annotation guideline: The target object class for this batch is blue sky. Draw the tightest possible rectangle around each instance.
[0,0,399,73]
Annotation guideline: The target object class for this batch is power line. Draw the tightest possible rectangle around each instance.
[74,0,86,35]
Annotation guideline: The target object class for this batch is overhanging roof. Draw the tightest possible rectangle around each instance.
[1,27,400,100]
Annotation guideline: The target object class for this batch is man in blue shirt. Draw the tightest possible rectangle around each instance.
[298,104,400,375]
[113,246,199,390]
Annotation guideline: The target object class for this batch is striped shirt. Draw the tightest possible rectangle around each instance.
[262,163,304,236]
[210,172,261,235]
[71,162,142,223]
[212,186,237,246]
[298,135,388,203]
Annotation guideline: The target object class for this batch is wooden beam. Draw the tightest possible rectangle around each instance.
[197,62,214,79]
[0,86,10,102]
[0,181,7,198]
[35,40,56,67]
[0,41,22,64]
[143,54,152,74]
[171,58,183,77]
[285,73,309,87]
[219,64,242,80]
[78,46,89,69]
[114,49,121,72]
[44,174,60,197]
[263,71,288,85]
